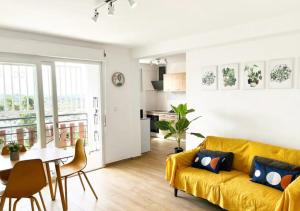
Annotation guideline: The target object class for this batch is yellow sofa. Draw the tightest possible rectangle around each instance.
[166,136,300,211]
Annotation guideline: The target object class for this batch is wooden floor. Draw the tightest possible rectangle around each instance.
[1,138,222,211]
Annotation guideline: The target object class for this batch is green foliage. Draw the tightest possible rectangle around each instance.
[21,96,34,110]
[5,96,13,110]
[155,103,205,149]
[8,142,20,152]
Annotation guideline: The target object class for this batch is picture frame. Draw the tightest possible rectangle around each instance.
[268,58,294,89]
[242,61,265,90]
[218,63,239,90]
[200,65,218,90]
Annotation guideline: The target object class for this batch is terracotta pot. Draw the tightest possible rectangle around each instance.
[10,151,20,161]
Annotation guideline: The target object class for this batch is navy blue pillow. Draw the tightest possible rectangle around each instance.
[192,152,226,174]
[251,160,300,191]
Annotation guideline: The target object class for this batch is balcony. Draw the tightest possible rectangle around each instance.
[0,113,88,148]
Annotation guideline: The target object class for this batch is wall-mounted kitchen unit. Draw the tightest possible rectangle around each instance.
[163,73,186,92]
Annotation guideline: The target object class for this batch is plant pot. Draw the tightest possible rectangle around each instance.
[10,151,20,161]
[174,147,184,153]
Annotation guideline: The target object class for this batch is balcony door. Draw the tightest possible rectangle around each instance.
[0,54,104,170]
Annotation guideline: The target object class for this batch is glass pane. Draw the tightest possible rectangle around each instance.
[55,62,103,170]
[0,62,38,149]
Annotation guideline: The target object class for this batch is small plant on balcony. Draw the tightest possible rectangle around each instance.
[155,103,205,153]
[8,142,20,153]
[8,142,21,161]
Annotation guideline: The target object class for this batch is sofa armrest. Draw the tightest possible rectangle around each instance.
[275,176,300,211]
[165,147,201,186]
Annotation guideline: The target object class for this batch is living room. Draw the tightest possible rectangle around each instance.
[0,0,299,210]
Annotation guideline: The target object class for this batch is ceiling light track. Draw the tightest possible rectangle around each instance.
[92,0,137,22]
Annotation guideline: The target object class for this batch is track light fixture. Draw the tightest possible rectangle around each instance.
[128,0,137,8]
[92,0,137,22]
[108,1,115,16]
[92,9,99,22]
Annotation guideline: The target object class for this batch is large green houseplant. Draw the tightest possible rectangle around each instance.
[155,104,205,153]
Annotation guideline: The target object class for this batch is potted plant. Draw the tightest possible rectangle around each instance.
[155,103,205,153]
[8,142,21,161]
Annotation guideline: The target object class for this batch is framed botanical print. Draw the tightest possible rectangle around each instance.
[200,65,218,90]
[243,61,265,90]
[268,58,294,89]
[219,63,239,90]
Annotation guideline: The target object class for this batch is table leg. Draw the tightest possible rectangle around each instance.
[54,161,67,211]
[45,163,55,201]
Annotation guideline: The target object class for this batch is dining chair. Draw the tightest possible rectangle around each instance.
[0,145,27,184]
[54,139,98,209]
[0,159,47,211]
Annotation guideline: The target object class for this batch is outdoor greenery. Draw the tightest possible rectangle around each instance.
[155,104,205,150]
[0,96,34,112]
[222,67,237,87]
[270,64,292,83]
[0,138,4,145]
[244,64,263,87]
[201,71,216,86]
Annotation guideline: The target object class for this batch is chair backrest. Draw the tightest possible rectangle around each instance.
[71,139,87,170]
[202,136,300,174]
[4,159,47,198]
[1,144,27,155]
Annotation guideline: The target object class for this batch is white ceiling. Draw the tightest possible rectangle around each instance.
[0,0,299,47]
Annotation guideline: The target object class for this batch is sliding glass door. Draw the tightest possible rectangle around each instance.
[0,54,104,170]
[55,61,103,170]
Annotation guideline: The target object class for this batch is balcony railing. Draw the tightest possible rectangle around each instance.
[0,113,88,148]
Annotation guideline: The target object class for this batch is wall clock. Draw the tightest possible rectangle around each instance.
[112,72,125,87]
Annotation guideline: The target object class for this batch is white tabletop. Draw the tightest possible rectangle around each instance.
[0,147,74,172]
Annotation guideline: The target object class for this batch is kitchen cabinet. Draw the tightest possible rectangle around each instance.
[163,73,186,92]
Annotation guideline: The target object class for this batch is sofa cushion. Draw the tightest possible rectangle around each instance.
[251,160,300,191]
[220,173,282,211]
[175,167,242,204]
[197,149,234,171]
[192,151,227,173]
[249,156,300,177]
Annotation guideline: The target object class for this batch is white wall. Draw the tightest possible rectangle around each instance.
[0,29,141,164]
[104,46,141,163]
[186,32,300,150]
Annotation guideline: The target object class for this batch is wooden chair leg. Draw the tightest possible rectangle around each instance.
[78,172,85,191]
[64,177,68,210]
[0,196,6,211]
[12,198,20,211]
[30,197,35,211]
[81,171,98,200]
[9,198,12,211]
[38,192,46,211]
[32,196,42,211]
[53,179,58,199]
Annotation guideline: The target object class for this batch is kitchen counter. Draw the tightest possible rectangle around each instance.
[146,110,177,116]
